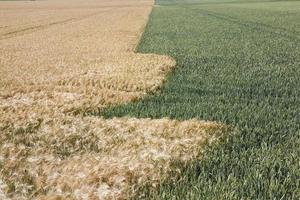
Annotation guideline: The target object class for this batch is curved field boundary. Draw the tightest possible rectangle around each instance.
[100,0,300,199]
[0,0,225,199]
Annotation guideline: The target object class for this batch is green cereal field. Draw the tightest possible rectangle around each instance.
[101,0,300,199]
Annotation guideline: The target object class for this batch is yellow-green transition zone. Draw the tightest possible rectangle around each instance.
[0,0,225,199]
[102,0,300,199]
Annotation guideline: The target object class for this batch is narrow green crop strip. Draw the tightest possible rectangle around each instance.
[97,0,300,199]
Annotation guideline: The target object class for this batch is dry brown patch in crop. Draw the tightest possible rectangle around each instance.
[0,0,224,199]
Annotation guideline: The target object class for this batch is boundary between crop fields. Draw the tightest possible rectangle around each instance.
[95,0,300,199]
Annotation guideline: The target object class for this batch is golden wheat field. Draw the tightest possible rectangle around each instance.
[0,0,224,199]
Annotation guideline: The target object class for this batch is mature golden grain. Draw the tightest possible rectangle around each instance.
[1,116,225,200]
[0,0,175,117]
[0,0,224,199]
